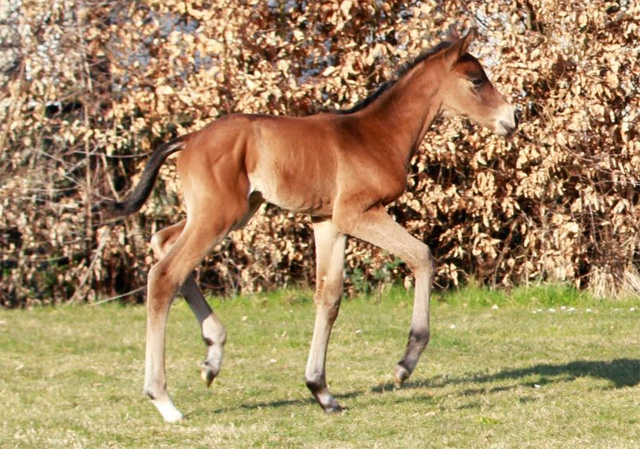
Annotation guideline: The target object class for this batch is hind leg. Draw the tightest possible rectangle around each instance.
[150,220,227,388]
[145,205,246,422]
[149,193,263,388]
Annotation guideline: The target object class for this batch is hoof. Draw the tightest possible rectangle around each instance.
[163,410,185,423]
[151,397,184,423]
[394,364,411,387]
[324,404,345,415]
[201,364,216,387]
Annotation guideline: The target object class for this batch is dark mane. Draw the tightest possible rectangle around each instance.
[335,40,453,115]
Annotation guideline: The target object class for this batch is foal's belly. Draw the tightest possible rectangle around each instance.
[248,168,335,216]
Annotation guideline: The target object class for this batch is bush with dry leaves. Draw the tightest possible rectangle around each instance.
[1,0,639,306]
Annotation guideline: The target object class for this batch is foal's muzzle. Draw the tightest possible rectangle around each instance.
[499,120,517,136]
[497,109,519,137]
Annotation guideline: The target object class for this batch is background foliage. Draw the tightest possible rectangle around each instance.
[1,0,639,306]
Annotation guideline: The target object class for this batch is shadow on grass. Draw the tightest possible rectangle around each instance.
[373,358,640,394]
[191,359,640,417]
[202,391,362,415]
[468,358,640,388]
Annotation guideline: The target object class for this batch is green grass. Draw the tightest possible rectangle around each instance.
[1,285,639,448]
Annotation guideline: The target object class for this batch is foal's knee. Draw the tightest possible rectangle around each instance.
[315,278,343,321]
[408,245,434,275]
[316,279,343,303]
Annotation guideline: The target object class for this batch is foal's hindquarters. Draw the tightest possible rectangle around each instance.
[141,137,263,421]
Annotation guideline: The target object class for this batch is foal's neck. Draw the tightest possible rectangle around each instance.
[358,61,443,163]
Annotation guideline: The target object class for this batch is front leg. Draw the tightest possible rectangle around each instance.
[305,219,347,413]
[336,206,434,386]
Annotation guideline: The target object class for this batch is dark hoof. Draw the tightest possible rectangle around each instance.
[324,404,345,415]
[201,364,216,387]
[394,364,411,386]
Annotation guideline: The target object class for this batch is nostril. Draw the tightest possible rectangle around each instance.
[499,121,515,135]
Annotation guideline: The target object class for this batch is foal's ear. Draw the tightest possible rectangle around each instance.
[444,26,461,42]
[458,28,476,54]
[445,28,477,65]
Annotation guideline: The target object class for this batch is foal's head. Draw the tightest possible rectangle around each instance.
[437,30,518,136]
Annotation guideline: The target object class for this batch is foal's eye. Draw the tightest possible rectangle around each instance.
[470,77,484,88]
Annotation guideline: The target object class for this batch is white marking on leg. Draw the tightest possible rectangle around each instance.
[151,397,184,423]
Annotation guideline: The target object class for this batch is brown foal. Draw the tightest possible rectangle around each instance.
[103,30,517,421]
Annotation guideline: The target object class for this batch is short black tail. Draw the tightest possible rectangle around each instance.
[98,136,188,218]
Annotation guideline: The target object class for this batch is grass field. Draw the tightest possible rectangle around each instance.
[1,285,639,448]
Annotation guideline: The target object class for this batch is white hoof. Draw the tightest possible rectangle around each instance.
[152,397,184,423]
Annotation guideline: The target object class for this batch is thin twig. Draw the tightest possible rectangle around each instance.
[89,286,146,306]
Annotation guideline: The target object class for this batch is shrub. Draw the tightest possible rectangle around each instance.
[1,0,639,306]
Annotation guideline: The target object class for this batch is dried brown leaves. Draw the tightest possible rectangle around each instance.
[1,0,639,305]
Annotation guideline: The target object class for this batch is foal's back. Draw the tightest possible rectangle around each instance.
[177,112,408,217]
